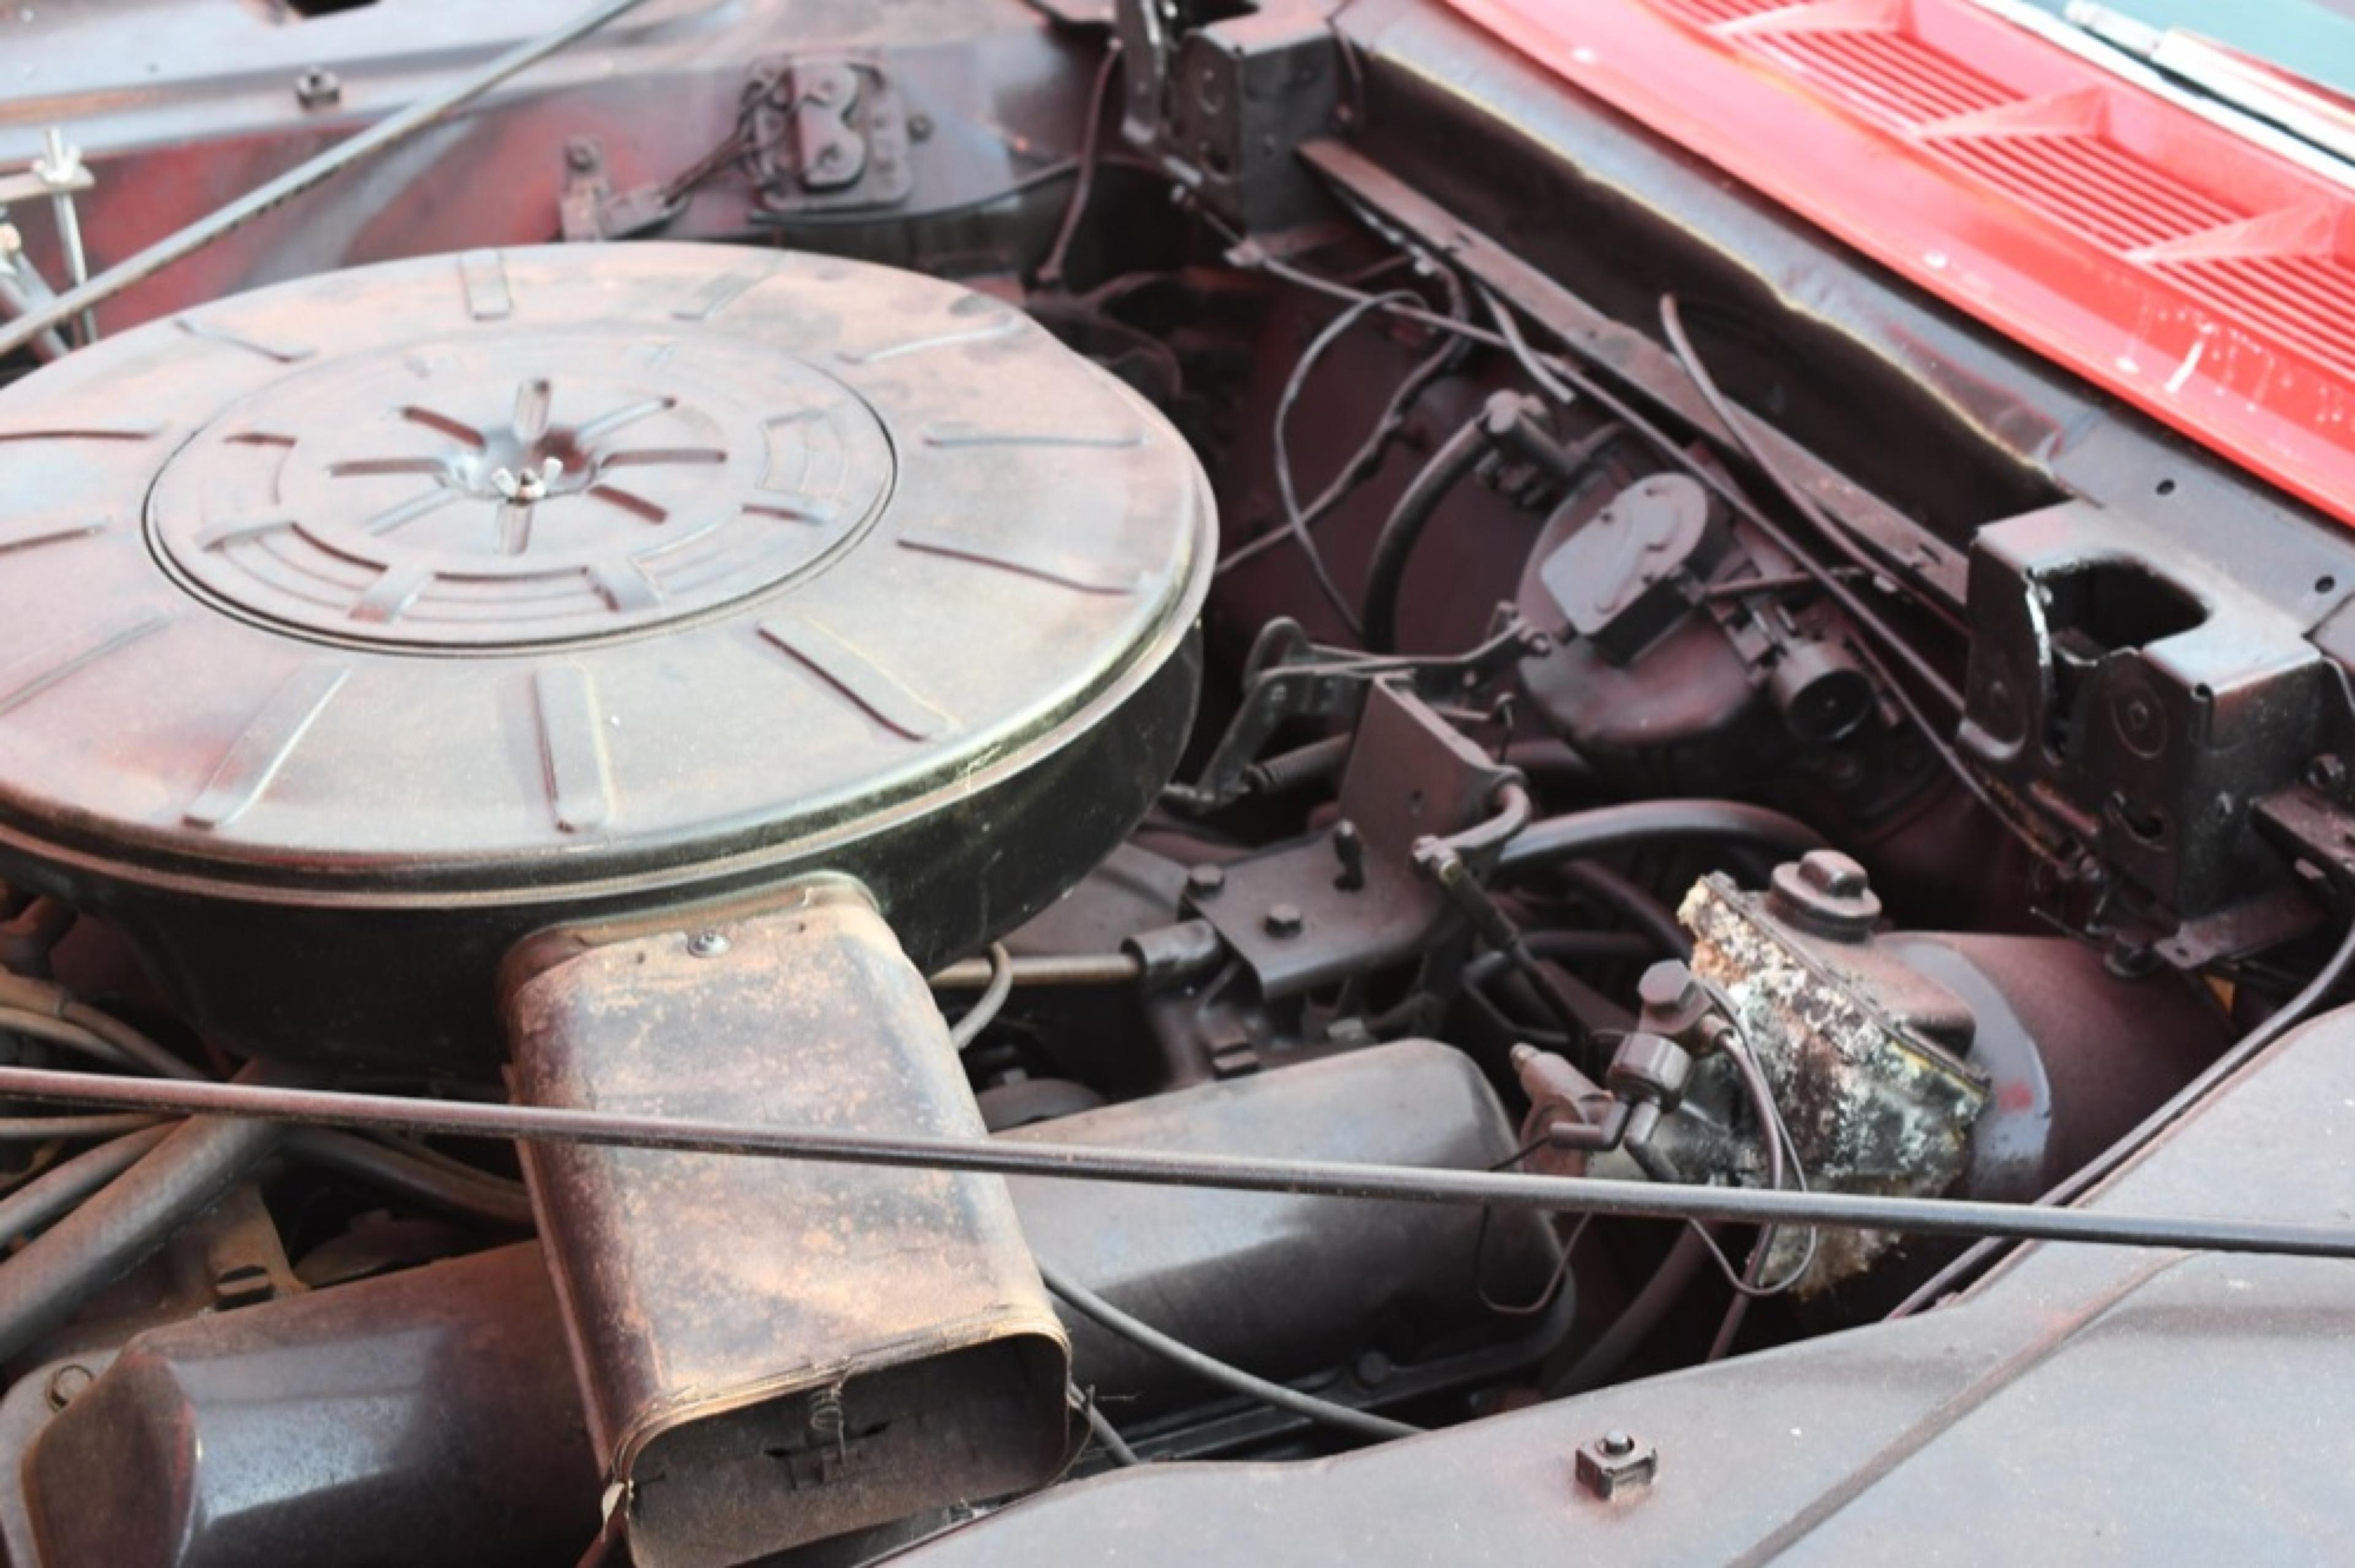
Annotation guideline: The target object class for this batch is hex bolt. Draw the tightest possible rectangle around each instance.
[1768,849,1882,941]
[684,931,730,958]
[1263,904,1305,939]
[1331,819,1366,892]
[1635,961,1700,1015]
[1185,863,1226,900]
[295,67,342,111]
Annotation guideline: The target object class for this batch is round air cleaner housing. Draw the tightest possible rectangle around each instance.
[0,244,1213,1068]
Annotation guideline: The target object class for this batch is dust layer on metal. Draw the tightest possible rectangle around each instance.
[505,884,1070,1568]
[0,0,661,359]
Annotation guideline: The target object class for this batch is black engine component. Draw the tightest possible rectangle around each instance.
[1958,501,2345,963]
[1517,472,1882,795]
[1,1041,1557,1568]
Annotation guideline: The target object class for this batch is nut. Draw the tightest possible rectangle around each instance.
[1263,903,1304,939]
[1633,960,1710,1038]
[1185,863,1225,899]
[294,67,342,111]
[1574,1429,1657,1498]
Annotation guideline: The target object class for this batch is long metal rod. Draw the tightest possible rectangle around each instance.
[0,0,656,361]
[1,1066,2353,1261]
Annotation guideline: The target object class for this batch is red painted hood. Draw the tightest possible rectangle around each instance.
[1446,0,2355,529]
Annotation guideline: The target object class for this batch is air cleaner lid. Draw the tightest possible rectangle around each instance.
[0,244,1211,897]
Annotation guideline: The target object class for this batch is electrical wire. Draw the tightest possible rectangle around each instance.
[0,1009,141,1072]
[1220,289,1423,636]
[1219,266,1474,579]
[1655,297,1967,640]
[1547,1224,1713,1396]
[1035,42,1123,289]
[948,943,1014,1050]
[1555,863,1691,960]
[1473,1135,1589,1318]
[1035,1255,1422,1442]
[1703,1027,1813,1360]
[1841,625,2076,875]
[1480,280,1577,405]
[1073,1383,1141,1467]
[0,973,207,1079]
[1244,250,1968,709]
[1652,294,2074,871]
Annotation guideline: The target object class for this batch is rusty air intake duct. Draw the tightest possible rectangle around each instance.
[0,243,1214,1561]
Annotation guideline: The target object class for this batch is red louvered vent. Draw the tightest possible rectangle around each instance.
[1445,0,2355,530]
[1744,22,2012,128]
[2162,254,2355,384]
[1936,131,2244,250]
[1649,0,1807,26]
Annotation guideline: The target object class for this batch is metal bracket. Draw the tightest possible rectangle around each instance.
[1165,611,1550,813]
[1185,683,1522,1001]
[0,154,94,210]
[555,136,680,243]
[748,56,914,216]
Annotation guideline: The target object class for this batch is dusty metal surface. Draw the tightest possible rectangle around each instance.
[506,882,1069,1567]
[0,1041,1557,1567]
[0,240,1212,1066]
[13,1246,601,1568]
[1005,1040,1560,1413]
[893,1000,2355,1567]
[0,2,1092,329]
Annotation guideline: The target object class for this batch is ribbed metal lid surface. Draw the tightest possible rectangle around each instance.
[0,243,1211,895]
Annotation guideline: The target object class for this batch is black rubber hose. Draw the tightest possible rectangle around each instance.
[285,1128,536,1228]
[0,1112,165,1144]
[1035,1255,1420,1443]
[0,1063,295,1361]
[1462,931,1657,987]
[0,1123,174,1248]
[1546,1224,1713,1396]
[1557,862,1692,959]
[1361,411,1493,654]
[1495,800,1825,876]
